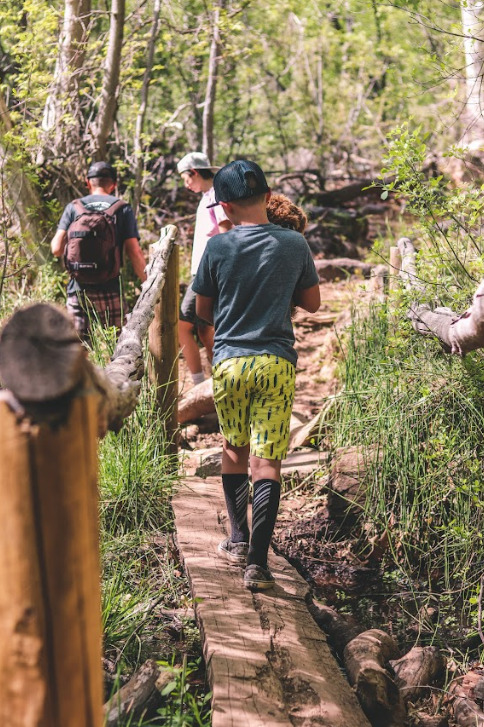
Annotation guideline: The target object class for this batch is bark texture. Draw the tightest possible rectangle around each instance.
[41,0,91,158]
[461,1,484,147]
[104,659,171,727]
[178,378,215,424]
[92,0,125,158]
[344,629,406,726]
[397,237,484,355]
[389,646,446,704]
[133,0,162,214]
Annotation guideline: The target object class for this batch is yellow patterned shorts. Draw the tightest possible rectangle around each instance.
[212,354,296,460]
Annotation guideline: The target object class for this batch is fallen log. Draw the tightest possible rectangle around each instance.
[449,670,484,727]
[104,659,171,727]
[412,714,448,727]
[315,258,375,282]
[326,445,382,521]
[389,646,446,704]
[178,377,215,424]
[0,225,178,433]
[344,629,406,726]
[396,236,484,356]
[308,599,362,655]
[313,179,384,207]
[288,396,338,450]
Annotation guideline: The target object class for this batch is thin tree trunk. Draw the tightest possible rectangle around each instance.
[202,4,223,161]
[0,94,50,262]
[92,0,126,159]
[133,0,162,215]
[41,0,91,160]
[461,1,484,146]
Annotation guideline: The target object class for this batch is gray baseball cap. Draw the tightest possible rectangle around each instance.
[177,151,219,174]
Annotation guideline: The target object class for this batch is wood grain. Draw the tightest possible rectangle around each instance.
[173,476,371,727]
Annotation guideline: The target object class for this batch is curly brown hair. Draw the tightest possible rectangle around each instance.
[266,194,307,233]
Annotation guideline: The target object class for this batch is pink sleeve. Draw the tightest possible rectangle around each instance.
[214,204,229,226]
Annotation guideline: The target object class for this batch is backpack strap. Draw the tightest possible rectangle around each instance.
[72,199,87,217]
[105,199,127,217]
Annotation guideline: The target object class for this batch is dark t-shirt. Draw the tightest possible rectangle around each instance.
[192,223,319,367]
[58,194,139,293]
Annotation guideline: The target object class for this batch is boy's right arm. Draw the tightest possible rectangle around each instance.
[51,229,67,257]
[293,284,320,313]
[196,294,214,325]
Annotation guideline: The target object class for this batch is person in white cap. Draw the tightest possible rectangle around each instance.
[177,151,232,385]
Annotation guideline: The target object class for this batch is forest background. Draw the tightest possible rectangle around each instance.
[3,0,484,725]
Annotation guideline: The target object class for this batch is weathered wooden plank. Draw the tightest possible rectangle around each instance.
[173,477,371,727]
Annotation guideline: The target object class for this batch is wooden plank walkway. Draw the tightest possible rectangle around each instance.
[172,476,371,727]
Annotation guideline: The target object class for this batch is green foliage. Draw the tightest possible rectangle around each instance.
[99,372,187,670]
[155,657,212,727]
[334,302,484,635]
[379,123,484,309]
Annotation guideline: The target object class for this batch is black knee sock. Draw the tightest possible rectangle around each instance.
[222,474,250,543]
[247,478,281,568]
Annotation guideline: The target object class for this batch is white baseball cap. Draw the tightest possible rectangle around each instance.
[177,151,219,174]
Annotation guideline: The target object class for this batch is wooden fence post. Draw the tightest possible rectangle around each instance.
[0,393,103,727]
[148,243,179,453]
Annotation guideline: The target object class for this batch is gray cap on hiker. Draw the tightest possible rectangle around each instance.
[177,152,219,175]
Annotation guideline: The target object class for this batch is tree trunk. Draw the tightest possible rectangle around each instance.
[461,1,484,147]
[41,0,91,161]
[202,4,223,161]
[92,0,125,159]
[0,94,50,262]
[133,0,162,215]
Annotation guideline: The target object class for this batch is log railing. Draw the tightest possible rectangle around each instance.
[0,224,178,727]
[390,236,484,356]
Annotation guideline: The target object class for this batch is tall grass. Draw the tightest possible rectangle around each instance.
[333,302,484,636]
[85,326,210,724]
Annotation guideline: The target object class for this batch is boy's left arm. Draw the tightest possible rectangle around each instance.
[196,294,214,325]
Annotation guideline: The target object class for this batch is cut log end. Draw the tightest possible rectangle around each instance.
[0,303,85,402]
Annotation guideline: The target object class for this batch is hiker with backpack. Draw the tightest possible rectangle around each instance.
[50,161,147,340]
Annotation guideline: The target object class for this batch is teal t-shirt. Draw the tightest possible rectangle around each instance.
[192,223,319,367]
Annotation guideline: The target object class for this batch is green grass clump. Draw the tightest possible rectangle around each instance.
[333,302,484,634]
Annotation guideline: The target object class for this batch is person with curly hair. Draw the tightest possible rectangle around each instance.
[266,193,308,233]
